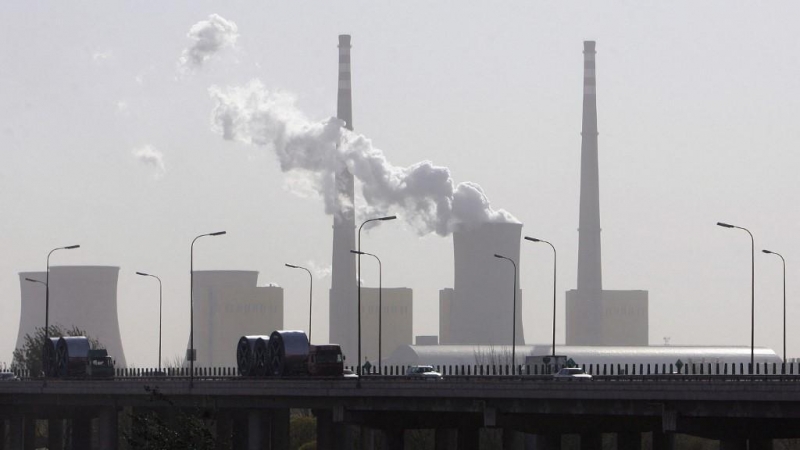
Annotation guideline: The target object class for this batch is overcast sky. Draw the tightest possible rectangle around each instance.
[2,2,799,367]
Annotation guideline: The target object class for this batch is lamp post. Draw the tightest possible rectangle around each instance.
[762,249,786,364]
[717,222,755,373]
[525,236,557,358]
[45,245,80,376]
[285,264,313,343]
[190,231,226,387]
[136,272,163,372]
[494,253,518,375]
[357,215,396,375]
[351,250,382,374]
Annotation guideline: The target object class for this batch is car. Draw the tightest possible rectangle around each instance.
[0,372,19,381]
[342,369,359,379]
[553,367,592,379]
[406,365,442,380]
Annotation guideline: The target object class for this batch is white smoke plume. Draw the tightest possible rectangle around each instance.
[132,145,166,177]
[209,80,517,236]
[178,14,239,71]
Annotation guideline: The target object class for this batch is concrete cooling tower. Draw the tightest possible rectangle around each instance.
[190,270,284,367]
[17,266,127,367]
[444,222,525,345]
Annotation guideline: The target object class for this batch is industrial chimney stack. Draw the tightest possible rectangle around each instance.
[329,35,358,360]
[569,41,604,345]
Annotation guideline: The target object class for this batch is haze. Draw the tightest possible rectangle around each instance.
[1,2,798,367]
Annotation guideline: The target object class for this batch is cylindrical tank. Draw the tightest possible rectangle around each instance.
[267,330,310,376]
[56,336,90,377]
[236,335,271,376]
[448,222,525,345]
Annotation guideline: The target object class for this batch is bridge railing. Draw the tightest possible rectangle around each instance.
[8,361,798,380]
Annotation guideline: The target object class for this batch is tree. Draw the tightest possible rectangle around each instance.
[12,325,101,376]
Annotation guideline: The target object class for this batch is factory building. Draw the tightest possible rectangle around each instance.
[191,270,283,367]
[358,287,412,365]
[567,41,649,346]
[17,266,127,367]
[440,222,525,346]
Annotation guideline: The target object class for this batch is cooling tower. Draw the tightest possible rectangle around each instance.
[447,222,525,345]
[190,270,283,367]
[17,266,127,367]
[329,34,358,360]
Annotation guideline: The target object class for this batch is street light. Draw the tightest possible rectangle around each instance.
[762,249,787,364]
[190,231,226,387]
[136,271,163,372]
[494,253,518,375]
[351,250,383,374]
[357,215,396,375]
[45,245,80,376]
[717,222,755,373]
[285,264,313,343]
[525,236,557,358]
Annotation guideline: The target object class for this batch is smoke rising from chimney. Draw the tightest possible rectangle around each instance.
[209,80,517,236]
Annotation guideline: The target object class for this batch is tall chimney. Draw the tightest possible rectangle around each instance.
[329,35,358,359]
[576,40,604,344]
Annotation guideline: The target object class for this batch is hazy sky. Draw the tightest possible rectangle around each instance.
[2,2,799,367]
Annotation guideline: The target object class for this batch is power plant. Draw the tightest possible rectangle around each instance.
[17,266,127,367]
[329,34,359,361]
[440,222,524,345]
[189,270,283,367]
[565,41,649,346]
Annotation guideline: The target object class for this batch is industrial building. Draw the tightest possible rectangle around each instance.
[17,266,127,367]
[358,287,412,366]
[190,270,283,367]
[567,41,649,346]
[328,35,413,361]
[439,222,525,346]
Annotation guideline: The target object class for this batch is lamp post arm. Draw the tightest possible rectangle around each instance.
[735,225,755,373]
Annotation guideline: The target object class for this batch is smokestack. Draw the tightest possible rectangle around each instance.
[329,35,358,359]
[575,40,604,344]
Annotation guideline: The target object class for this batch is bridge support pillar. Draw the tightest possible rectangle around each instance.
[618,432,641,450]
[504,429,525,450]
[0,419,5,450]
[436,428,458,450]
[23,415,35,450]
[719,439,747,450]
[72,416,92,450]
[652,432,674,450]
[232,410,248,449]
[383,428,405,450]
[8,414,24,450]
[247,410,268,450]
[270,409,290,450]
[749,439,773,450]
[48,419,63,450]
[215,412,232,450]
[99,407,118,450]
[458,427,480,450]
[581,433,602,450]
[527,434,562,450]
[314,409,335,450]
[361,427,377,450]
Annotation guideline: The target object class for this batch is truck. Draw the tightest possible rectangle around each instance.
[85,349,115,379]
[526,355,570,374]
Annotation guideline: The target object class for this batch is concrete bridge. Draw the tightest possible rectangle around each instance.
[2,374,800,449]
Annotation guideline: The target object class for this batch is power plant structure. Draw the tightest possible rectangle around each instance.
[17,266,127,367]
[189,270,283,367]
[328,35,413,363]
[329,34,359,361]
[439,222,525,346]
[566,41,649,346]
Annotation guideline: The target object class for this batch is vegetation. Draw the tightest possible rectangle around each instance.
[11,324,100,376]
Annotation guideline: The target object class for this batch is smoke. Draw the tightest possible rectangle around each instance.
[132,145,166,177]
[209,80,517,236]
[178,14,239,71]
